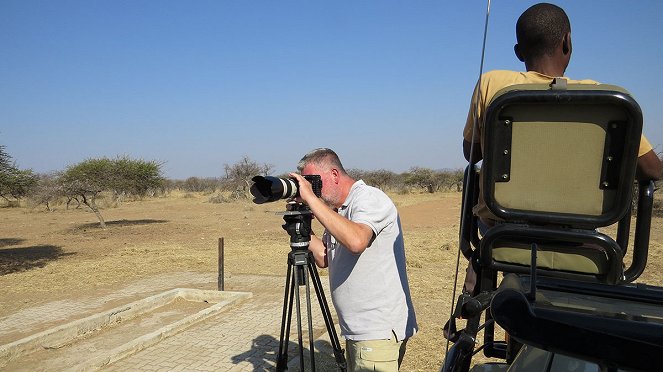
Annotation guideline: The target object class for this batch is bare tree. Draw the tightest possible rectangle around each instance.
[180,177,220,193]
[28,172,64,211]
[223,156,273,199]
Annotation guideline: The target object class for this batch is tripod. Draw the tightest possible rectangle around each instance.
[276,203,347,372]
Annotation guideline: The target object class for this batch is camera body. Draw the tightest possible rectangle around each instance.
[250,175,322,204]
[304,175,323,198]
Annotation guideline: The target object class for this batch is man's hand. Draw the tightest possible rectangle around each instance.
[289,172,316,204]
[289,172,373,254]
[309,234,328,268]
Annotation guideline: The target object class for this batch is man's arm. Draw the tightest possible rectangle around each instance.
[309,234,328,268]
[463,139,483,163]
[290,173,374,254]
[636,149,662,181]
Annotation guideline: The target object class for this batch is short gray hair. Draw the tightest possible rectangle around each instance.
[297,148,346,173]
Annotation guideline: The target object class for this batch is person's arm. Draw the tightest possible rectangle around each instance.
[463,80,484,164]
[463,139,483,163]
[636,149,662,181]
[289,173,374,254]
[308,234,328,268]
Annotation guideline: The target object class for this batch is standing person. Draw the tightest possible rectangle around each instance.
[289,148,418,372]
[460,2,662,295]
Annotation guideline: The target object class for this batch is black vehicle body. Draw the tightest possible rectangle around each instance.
[442,82,663,372]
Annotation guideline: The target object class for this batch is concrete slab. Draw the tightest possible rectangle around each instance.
[1,274,341,371]
[0,288,251,371]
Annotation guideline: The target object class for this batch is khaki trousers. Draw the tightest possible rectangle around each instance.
[346,332,407,372]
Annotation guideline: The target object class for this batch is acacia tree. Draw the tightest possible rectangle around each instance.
[0,145,10,174]
[60,157,164,228]
[345,168,365,182]
[111,156,165,199]
[0,145,38,203]
[363,169,398,190]
[438,169,465,192]
[404,167,441,193]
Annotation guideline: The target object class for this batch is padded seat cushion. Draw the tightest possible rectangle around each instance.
[492,244,609,274]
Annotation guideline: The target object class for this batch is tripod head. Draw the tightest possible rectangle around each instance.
[280,202,314,251]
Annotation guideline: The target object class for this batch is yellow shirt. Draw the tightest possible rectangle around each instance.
[463,70,653,221]
[463,70,652,156]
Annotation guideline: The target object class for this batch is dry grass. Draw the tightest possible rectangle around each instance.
[1,190,662,371]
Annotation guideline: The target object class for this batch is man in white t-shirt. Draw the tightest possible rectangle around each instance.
[290,148,418,372]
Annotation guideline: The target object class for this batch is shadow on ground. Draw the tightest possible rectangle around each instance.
[76,219,169,230]
[0,244,74,275]
[232,334,341,371]
[0,238,25,248]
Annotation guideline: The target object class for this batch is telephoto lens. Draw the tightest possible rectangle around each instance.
[250,176,298,204]
[250,175,323,204]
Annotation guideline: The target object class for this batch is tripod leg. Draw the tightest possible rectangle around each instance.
[277,260,295,371]
[308,258,347,372]
[294,265,306,372]
[303,266,317,372]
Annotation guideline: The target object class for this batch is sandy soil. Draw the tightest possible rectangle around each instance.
[1,190,662,371]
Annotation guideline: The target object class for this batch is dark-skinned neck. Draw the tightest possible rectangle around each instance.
[524,58,566,77]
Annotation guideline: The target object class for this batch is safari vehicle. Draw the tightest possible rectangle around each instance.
[441,81,663,372]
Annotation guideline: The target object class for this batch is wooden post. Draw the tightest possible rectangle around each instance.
[218,237,225,291]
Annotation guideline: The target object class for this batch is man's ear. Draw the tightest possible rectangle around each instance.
[330,168,340,184]
[514,44,525,62]
[562,32,572,55]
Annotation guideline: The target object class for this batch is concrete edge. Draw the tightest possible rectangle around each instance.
[0,288,251,368]
[70,289,252,371]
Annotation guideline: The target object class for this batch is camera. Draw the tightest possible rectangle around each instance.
[250,175,322,204]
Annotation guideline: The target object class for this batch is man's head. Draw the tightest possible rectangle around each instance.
[298,148,352,209]
[514,3,572,74]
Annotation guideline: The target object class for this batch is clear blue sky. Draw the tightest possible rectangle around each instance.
[2,1,662,179]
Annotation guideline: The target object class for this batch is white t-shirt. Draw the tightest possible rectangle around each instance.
[323,180,418,341]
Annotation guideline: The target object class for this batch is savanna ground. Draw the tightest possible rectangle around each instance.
[1,190,662,371]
